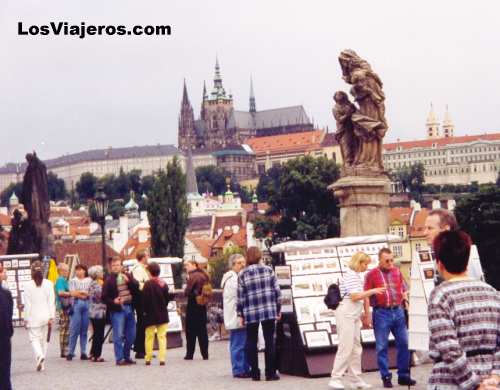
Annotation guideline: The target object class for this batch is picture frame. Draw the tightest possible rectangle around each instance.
[360,329,376,343]
[291,275,314,297]
[281,289,293,313]
[275,265,292,286]
[298,322,315,343]
[420,265,436,281]
[19,260,30,267]
[303,330,331,349]
[294,296,323,323]
[323,258,341,273]
[167,312,183,332]
[315,321,332,333]
[418,250,432,263]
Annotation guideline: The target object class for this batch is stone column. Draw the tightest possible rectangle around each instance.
[329,175,391,237]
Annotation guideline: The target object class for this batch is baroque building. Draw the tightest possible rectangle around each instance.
[178,58,313,152]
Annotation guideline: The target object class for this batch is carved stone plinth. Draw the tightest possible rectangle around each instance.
[329,175,391,237]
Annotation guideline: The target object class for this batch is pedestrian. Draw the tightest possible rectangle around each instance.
[329,252,386,390]
[142,261,171,366]
[88,265,106,362]
[423,208,484,282]
[24,260,56,372]
[0,264,14,390]
[183,259,210,360]
[66,264,91,361]
[102,257,140,366]
[364,248,416,388]
[131,250,150,359]
[221,253,250,378]
[237,246,281,382]
[428,230,500,390]
[54,262,71,358]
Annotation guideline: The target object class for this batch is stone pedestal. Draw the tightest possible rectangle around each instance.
[329,175,391,237]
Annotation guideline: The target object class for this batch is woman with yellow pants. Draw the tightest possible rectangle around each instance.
[142,262,172,365]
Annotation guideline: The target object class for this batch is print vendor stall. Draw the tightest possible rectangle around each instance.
[271,235,401,377]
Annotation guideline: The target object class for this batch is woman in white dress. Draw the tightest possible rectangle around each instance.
[24,261,56,372]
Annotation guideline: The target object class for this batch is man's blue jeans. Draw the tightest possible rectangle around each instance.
[111,304,136,363]
[229,328,250,376]
[372,307,410,379]
[68,299,89,357]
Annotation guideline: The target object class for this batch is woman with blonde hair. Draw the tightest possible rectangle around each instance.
[328,252,386,390]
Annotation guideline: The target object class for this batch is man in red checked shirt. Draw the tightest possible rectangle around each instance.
[364,248,416,389]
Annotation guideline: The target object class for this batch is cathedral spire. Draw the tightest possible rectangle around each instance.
[182,78,190,105]
[442,104,454,138]
[211,55,227,100]
[202,80,207,101]
[426,102,440,139]
[179,79,195,151]
[249,76,256,113]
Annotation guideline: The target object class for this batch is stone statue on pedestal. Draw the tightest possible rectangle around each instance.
[330,50,391,237]
[7,152,53,258]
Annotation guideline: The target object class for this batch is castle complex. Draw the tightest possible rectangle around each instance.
[178,58,313,151]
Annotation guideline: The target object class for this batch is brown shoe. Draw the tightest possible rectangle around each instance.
[145,361,151,366]
[116,360,128,366]
[160,362,165,366]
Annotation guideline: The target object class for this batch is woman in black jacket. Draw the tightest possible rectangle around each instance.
[142,262,171,366]
[184,260,210,360]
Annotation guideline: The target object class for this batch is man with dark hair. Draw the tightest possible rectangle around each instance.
[0,264,13,390]
[102,257,140,365]
[131,250,150,359]
[428,230,500,390]
[364,248,416,388]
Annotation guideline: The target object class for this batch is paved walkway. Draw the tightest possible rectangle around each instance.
[11,329,430,390]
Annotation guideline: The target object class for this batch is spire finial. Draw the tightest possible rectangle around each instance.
[249,76,256,113]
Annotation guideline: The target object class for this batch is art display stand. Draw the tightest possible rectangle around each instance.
[0,253,40,327]
[272,235,400,377]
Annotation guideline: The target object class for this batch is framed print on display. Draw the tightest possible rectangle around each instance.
[291,275,314,297]
[281,289,293,313]
[323,258,341,273]
[315,321,332,333]
[294,297,316,323]
[303,330,331,349]
[167,301,177,311]
[298,323,315,343]
[275,265,292,286]
[420,266,435,281]
[167,313,183,332]
[361,329,376,343]
[418,250,432,263]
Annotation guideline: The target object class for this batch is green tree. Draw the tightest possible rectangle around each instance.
[391,163,425,201]
[266,156,340,241]
[141,175,155,195]
[0,182,23,206]
[76,172,98,201]
[256,165,283,202]
[195,165,229,195]
[208,246,245,288]
[128,169,143,195]
[147,157,189,287]
[455,186,500,290]
[47,172,68,201]
[114,168,131,199]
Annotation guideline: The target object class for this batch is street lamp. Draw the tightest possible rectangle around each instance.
[93,187,109,274]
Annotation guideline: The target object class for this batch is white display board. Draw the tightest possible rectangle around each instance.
[408,245,484,351]
[272,235,400,350]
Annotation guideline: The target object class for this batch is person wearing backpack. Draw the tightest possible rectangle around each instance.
[329,252,386,390]
[184,259,210,360]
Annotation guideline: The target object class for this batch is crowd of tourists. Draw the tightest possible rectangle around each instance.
[0,209,499,390]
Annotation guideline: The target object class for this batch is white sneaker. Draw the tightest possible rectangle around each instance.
[328,379,345,389]
[36,356,44,372]
[350,381,372,389]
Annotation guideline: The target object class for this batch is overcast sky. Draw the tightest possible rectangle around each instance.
[1,0,499,166]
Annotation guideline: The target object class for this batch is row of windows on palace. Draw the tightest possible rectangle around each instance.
[386,157,500,171]
[384,145,500,161]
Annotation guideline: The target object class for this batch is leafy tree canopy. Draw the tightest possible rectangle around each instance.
[208,246,245,288]
[455,185,500,290]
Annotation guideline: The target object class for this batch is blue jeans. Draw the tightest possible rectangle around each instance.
[229,328,250,376]
[111,304,136,362]
[68,299,89,357]
[373,307,410,379]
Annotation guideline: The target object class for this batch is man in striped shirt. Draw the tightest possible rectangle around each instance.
[428,230,500,390]
[364,248,415,388]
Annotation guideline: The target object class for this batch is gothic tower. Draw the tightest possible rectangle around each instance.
[200,57,235,149]
[426,103,440,139]
[249,76,256,113]
[441,105,454,138]
[178,80,195,151]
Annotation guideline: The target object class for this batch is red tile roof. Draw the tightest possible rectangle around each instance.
[54,241,119,267]
[383,133,500,152]
[212,215,243,237]
[211,227,247,250]
[246,130,325,157]
[119,228,151,260]
[409,208,430,238]
[389,207,412,225]
[241,202,269,214]
[321,132,339,147]
[187,235,215,259]
[0,214,11,226]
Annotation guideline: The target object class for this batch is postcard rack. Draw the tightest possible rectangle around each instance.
[274,239,398,377]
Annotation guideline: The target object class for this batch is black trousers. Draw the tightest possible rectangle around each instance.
[134,307,145,354]
[0,337,12,390]
[185,303,208,359]
[90,318,106,358]
[246,319,276,377]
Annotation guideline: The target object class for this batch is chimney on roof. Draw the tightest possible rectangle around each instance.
[432,199,441,210]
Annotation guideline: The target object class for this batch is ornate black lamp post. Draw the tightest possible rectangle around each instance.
[93,187,109,274]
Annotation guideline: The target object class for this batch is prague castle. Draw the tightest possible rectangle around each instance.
[178,58,313,151]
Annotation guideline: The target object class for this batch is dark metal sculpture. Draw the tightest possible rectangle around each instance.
[7,152,52,257]
[334,49,388,175]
